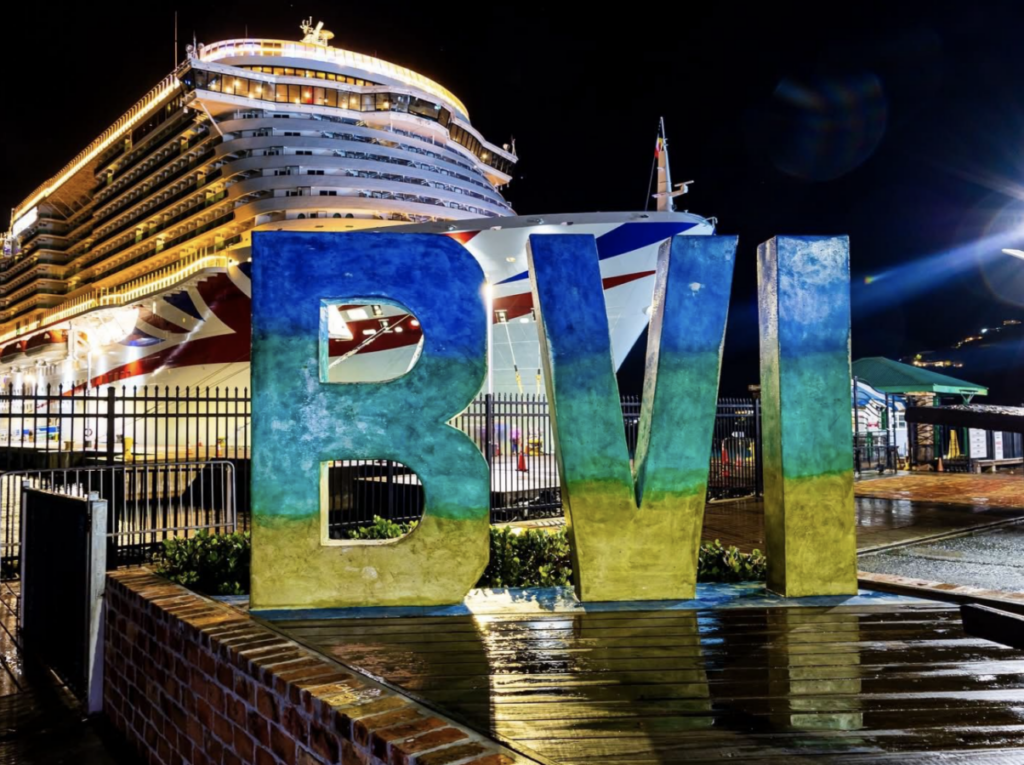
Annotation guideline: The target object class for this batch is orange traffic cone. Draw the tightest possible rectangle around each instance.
[936,456,944,472]
[517,451,528,472]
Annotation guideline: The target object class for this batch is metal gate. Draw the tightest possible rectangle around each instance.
[20,486,106,710]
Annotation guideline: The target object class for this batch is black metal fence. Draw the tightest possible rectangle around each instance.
[710,398,763,499]
[0,386,764,536]
[0,462,237,576]
[854,430,897,473]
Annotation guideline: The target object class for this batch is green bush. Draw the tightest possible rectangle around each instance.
[698,539,767,583]
[482,526,573,588]
[154,521,767,596]
[156,530,251,596]
[343,516,418,540]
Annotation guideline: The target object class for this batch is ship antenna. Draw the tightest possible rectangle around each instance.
[644,118,661,212]
[174,11,178,68]
[649,117,693,212]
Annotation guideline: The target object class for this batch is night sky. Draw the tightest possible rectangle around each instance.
[3,2,1024,400]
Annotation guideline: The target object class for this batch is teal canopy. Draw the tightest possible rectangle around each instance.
[851,357,987,397]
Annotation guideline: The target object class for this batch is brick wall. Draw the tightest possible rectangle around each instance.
[104,570,528,765]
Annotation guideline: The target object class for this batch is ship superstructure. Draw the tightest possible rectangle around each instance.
[2,23,714,396]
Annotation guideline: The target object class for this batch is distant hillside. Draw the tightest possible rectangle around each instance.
[904,321,1024,405]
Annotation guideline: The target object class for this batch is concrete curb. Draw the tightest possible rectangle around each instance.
[858,570,1024,616]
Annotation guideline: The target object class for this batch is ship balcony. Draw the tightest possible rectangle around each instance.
[93,150,220,230]
[0,264,70,292]
[85,190,233,271]
[92,168,225,244]
[94,129,215,208]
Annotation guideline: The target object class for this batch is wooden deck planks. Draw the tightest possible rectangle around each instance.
[275,603,1024,763]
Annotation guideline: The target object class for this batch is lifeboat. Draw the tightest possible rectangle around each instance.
[24,330,69,363]
[0,340,27,366]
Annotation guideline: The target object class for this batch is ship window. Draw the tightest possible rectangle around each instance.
[273,67,285,76]
[275,86,288,104]
[288,84,301,104]
[314,87,326,106]
[324,89,338,108]
[283,68,295,76]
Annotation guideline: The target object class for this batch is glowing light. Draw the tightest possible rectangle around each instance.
[197,39,469,118]
[13,76,181,220]
[1003,248,1024,260]
[10,207,38,238]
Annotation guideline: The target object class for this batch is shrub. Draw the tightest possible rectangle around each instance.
[482,526,573,588]
[154,521,767,596]
[698,539,767,583]
[156,530,251,596]
[344,516,418,540]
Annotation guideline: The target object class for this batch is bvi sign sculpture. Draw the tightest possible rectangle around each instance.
[249,231,856,611]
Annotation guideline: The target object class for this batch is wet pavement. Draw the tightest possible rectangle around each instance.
[854,473,1024,509]
[859,524,1024,594]
[278,600,1024,764]
[0,584,140,765]
[700,495,1024,555]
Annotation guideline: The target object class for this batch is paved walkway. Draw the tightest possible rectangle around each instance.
[855,472,1024,509]
[860,524,1024,593]
[702,473,1024,555]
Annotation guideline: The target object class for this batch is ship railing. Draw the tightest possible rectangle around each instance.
[0,247,240,346]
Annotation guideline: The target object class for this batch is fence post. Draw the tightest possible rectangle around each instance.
[852,376,861,475]
[105,388,116,466]
[86,491,108,715]
[754,398,764,496]
[484,393,494,470]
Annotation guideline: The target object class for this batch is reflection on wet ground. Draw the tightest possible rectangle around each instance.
[279,602,1024,763]
[0,584,139,765]
[861,524,1024,593]
[855,474,1024,510]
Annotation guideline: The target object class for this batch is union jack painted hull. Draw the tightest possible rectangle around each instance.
[9,212,714,394]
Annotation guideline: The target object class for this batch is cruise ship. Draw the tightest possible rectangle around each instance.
[1,21,714,396]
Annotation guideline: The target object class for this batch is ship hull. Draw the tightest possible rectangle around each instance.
[1,212,714,395]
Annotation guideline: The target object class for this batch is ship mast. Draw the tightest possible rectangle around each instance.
[649,117,693,212]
